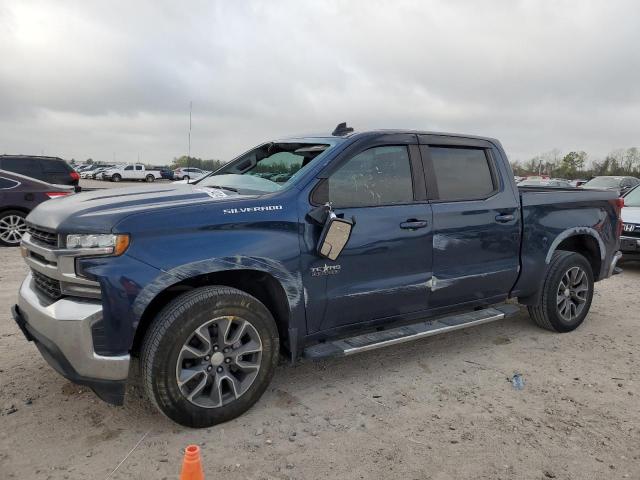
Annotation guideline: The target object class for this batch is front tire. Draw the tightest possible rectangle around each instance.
[111,174,121,182]
[527,251,594,332]
[141,286,279,428]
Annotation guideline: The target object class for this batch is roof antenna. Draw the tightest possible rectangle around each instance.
[332,122,354,136]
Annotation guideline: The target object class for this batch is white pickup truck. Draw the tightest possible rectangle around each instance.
[102,164,162,183]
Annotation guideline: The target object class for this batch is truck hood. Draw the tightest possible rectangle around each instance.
[26,183,250,233]
[622,206,640,224]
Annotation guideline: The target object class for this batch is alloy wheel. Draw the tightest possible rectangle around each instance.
[175,316,262,408]
[556,266,589,321]
[0,214,27,245]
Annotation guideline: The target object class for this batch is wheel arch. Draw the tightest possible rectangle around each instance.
[546,227,604,280]
[0,205,30,215]
[131,268,292,357]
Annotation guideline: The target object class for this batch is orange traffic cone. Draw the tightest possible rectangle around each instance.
[179,444,204,480]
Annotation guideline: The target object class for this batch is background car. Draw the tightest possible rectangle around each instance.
[517,178,573,188]
[620,185,640,261]
[0,169,74,246]
[79,164,104,178]
[159,168,174,180]
[581,176,640,195]
[89,165,115,179]
[569,179,589,187]
[173,167,208,181]
[523,175,550,181]
[0,155,79,188]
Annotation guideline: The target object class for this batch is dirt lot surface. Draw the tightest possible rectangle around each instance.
[1,241,639,479]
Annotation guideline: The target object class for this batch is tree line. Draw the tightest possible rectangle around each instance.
[511,147,640,179]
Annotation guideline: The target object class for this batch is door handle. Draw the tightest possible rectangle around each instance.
[400,220,428,230]
[495,214,515,223]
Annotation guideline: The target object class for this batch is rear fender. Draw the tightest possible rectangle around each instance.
[517,227,605,306]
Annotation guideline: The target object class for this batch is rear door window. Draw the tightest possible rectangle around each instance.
[428,147,495,201]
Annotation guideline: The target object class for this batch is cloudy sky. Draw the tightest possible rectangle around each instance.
[1,0,639,165]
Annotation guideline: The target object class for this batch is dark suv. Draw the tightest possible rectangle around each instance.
[0,155,80,187]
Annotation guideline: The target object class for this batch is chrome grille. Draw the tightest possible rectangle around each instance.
[27,226,58,247]
[31,269,63,301]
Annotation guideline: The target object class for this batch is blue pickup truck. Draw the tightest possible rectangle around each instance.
[12,124,623,427]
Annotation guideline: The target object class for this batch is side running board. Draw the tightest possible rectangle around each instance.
[304,304,520,360]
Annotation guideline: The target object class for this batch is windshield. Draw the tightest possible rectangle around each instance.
[195,141,334,195]
[584,177,622,188]
[624,186,640,207]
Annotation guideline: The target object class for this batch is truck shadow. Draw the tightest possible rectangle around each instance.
[117,307,542,429]
[619,260,640,274]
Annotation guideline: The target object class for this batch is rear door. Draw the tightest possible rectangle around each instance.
[302,135,434,333]
[419,136,521,309]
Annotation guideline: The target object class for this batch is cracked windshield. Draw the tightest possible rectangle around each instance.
[196,142,333,195]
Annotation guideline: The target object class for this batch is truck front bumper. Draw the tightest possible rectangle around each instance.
[12,273,130,405]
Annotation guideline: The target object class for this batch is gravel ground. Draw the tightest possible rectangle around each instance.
[1,240,639,479]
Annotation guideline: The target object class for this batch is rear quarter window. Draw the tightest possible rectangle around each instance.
[0,177,20,189]
[429,147,496,201]
[40,159,72,173]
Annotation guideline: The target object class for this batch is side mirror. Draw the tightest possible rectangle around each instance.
[317,212,353,260]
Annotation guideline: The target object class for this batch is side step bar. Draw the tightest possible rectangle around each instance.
[304,304,520,360]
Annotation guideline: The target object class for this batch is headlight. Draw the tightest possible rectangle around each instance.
[66,233,130,256]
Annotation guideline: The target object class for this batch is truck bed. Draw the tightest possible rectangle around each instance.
[512,187,620,302]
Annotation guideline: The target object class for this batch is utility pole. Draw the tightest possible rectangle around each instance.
[187,101,192,183]
[188,101,192,159]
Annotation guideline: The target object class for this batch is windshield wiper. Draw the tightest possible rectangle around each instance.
[206,185,238,193]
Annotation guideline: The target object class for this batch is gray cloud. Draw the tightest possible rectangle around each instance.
[1,0,639,164]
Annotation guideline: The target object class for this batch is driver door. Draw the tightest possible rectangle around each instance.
[301,137,434,334]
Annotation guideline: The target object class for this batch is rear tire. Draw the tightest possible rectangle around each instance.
[183,175,190,182]
[527,250,594,332]
[141,286,279,428]
[145,174,155,182]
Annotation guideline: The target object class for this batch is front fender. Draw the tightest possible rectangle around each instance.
[131,256,303,320]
